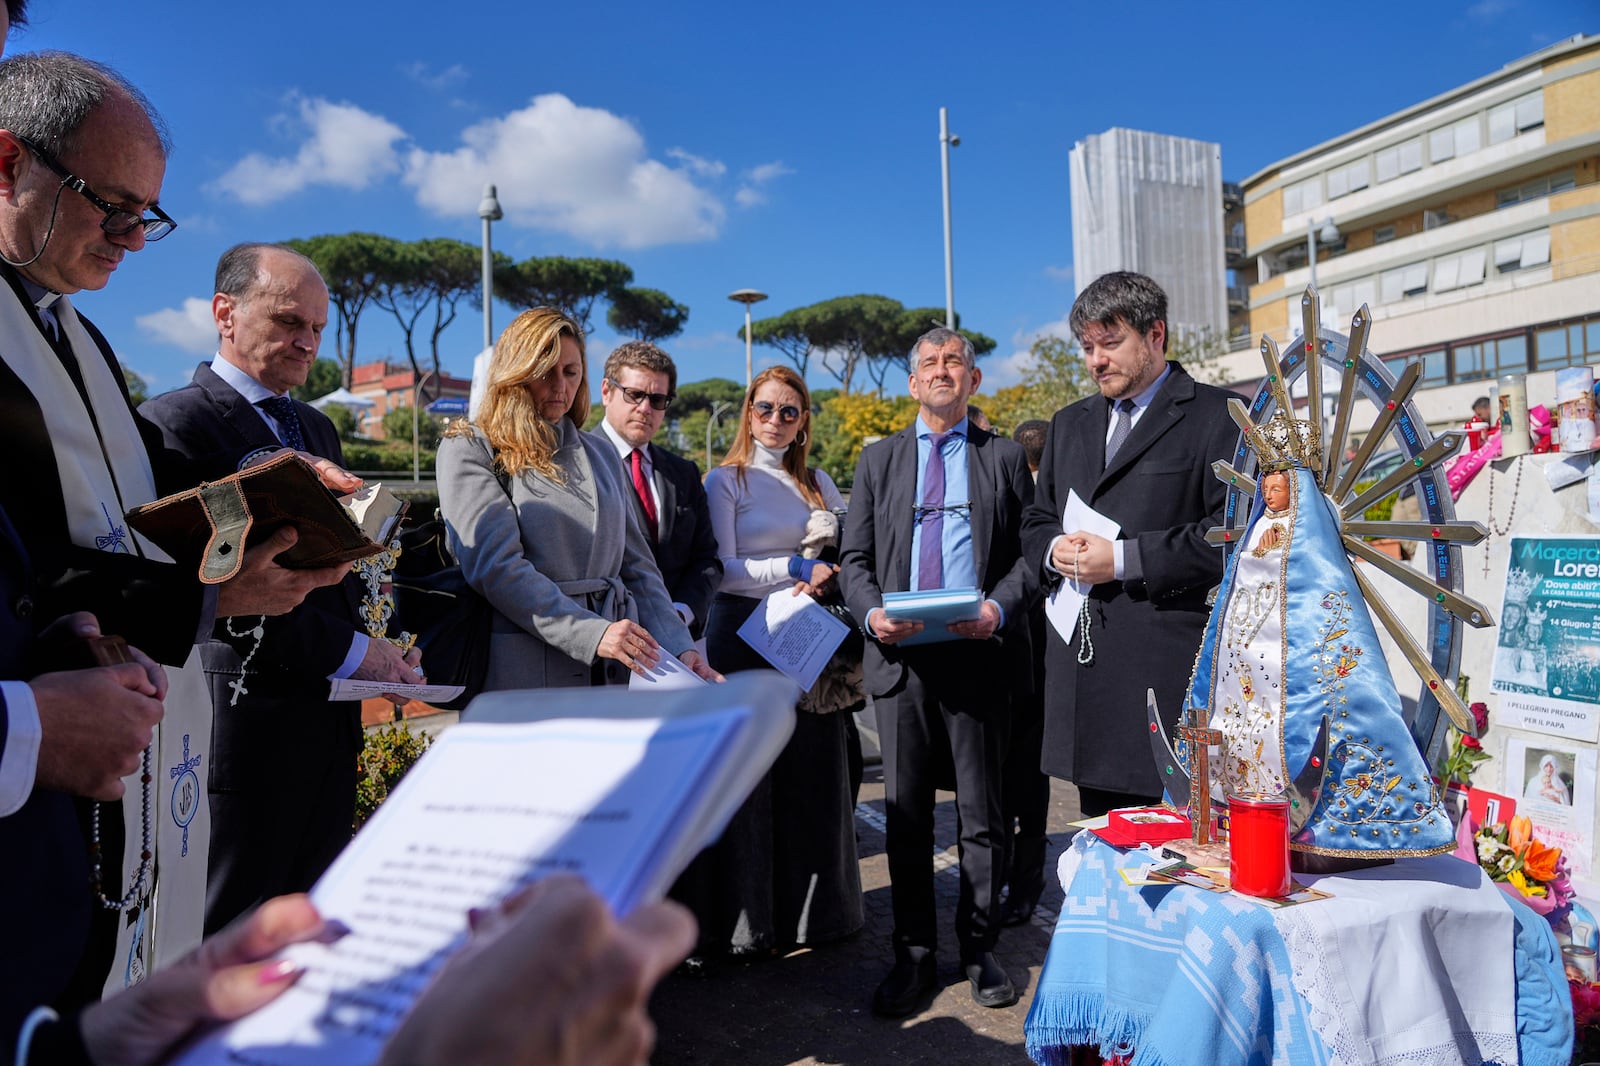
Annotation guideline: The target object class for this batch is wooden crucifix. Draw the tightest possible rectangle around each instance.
[1178,705,1223,844]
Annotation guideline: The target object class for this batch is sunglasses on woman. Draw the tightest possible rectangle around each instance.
[751,400,802,423]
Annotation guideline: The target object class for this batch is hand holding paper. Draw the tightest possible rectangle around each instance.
[1045,490,1120,643]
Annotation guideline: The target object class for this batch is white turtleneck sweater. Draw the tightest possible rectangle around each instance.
[704,440,845,597]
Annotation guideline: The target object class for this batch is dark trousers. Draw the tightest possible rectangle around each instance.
[203,686,359,935]
[877,646,1009,958]
[1075,785,1161,819]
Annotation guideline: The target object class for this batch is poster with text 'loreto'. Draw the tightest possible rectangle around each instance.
[1492,536,1600,743]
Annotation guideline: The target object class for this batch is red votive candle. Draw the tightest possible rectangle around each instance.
[1228,792,1291,898]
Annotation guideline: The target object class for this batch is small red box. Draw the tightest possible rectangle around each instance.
[1092,807,1193,848]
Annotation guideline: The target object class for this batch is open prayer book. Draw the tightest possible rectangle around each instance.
[173,673,797,1066]
[125,451,406,582]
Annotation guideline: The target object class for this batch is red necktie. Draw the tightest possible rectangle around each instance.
[631,448,659,542]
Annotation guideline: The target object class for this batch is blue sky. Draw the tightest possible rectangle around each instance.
[16,0,1597,400]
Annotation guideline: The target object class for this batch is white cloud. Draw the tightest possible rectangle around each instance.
[1466,0,1513,21]
[403,61,469,89]
[214,96,408,206]
[667,148,726,179]
[1044,264,1074,284]
[734,160,794,208]
[135,297,216,355]
[404,93,725,248]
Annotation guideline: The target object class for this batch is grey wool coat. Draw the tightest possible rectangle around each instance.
[438,418,693,689]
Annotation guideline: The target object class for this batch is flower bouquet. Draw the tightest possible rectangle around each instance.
[1570,977,1600,1063]
[1456,813,1576,924]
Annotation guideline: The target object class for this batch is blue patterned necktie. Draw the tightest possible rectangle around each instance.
[916,431,951,591]
[257,395,306,450]
[1104,399,1135,467]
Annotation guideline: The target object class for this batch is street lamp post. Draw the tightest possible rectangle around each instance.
[706,400,734,470]
[728,289,767,389]
[412,370,434,483]
[1306,216,1340,290]
[478,184,503,351]
[939,107,960,330]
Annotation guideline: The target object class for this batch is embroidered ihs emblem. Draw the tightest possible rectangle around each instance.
[96,502,129,553]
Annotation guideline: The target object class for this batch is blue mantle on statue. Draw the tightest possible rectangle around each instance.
[1023,832,1571,1066]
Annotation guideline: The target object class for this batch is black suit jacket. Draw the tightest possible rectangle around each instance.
[630,444,720,639]
[1019,362,1237,795]
[0,502,93,1051]
[140,363,363,792]
[839,423,1036,696]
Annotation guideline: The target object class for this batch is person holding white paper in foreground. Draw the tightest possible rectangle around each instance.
[19,881,692,1066]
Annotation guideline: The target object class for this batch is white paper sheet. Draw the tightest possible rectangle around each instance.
[175,711,750,1066]
[627,651,706,690]
[736,588,849,691]
[1043,489,1121,643]
[326,678,466,703]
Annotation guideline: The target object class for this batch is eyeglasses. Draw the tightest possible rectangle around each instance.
[13,135,177,242]
[751,400,801,423]
[605,377,672,411]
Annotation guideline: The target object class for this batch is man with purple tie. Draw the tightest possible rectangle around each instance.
[839,327,1036,1018]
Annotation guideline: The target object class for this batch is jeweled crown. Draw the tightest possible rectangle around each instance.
[1244,412,1323,476]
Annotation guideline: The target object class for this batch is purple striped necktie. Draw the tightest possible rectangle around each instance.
[916,431,951,590]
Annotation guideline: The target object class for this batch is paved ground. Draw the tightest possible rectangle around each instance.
[649,720,1085,1066]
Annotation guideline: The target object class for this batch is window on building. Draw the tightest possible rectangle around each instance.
[1496,170,1576,208]
[1488,92,1544,145]
[1424,208,1453,230]
[1388,348,1449,388]
[1535,315,1600,370]
[1428,116,1480,163]
[1373,225,1397,244]
[1431,248,1487,293]
[1380,262,1430,302]
[1327,278,1378,319]
[1493,230,1552,273]
[1453,335,1529,383]
[1283,176,1323,217]
[1374,139,1423,183]
[1327,159,1371,200]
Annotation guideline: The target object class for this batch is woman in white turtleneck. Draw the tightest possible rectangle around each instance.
[693,365,862,958]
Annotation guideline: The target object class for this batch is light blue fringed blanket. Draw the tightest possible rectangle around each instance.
[1024,833,1571,1066]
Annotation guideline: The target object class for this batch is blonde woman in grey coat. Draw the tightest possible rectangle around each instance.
[438,307,721,689]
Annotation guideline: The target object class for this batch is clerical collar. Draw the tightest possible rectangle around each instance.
[18,276,61,311]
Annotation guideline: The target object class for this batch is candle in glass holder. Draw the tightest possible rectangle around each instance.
[1228,792,1291,897]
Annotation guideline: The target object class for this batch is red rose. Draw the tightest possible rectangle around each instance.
[1462,735,1482,750]
[1470,702,1490,734]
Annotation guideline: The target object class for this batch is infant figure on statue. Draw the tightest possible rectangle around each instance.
[1178,412,1455,860]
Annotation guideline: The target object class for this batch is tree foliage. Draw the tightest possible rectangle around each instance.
[382,405,443,449]
[284,233,408,387]
[606,286,689,342]
[320,402,358,441]
[121,364,149,406]
[750,296,998,396]
[371,237,491,396]
[290,357,344,403]
[496,256,633,334]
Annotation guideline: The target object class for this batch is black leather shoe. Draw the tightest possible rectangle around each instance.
[871,951,937,1018]
[963,951,1018,1008]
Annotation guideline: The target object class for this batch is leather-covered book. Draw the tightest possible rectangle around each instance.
[124,451,406,584]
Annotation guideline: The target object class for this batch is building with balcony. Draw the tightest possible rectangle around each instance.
[1224,33,1600,429]
[1069,128,1230,342]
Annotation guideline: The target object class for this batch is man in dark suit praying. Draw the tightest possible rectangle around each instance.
[1021,271,1237,817]
[141,243,422,933]
[840,326,1035,1017]
[595,341,721,639]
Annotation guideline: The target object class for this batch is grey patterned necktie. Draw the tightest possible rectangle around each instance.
[1104,399,1135,467]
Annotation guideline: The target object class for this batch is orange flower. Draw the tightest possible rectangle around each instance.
[1508,815,1533,852]
[1523,838,1563,882]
